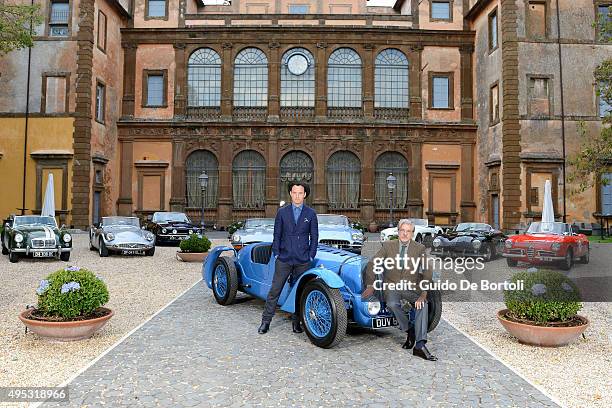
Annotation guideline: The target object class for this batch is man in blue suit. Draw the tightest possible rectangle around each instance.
[258,181,318,334]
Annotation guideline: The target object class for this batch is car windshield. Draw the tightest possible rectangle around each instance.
[153,212,189,223]
[456,223,490,232]
[527,222,567,235]
[408,218,428,227]
[317,215,348,226]
[102,217,140,227]
[245,218,274,228]
[14,216,57,227]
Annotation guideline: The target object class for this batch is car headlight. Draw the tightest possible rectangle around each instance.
[505,240,513,249]
[189,229,194,234]
[14,233,24,243]
[432,238,441,248]
[551,242,561,251]
[145,232,154,241]
[105,232,115,241]
[366,301,381,316]
[352,233,363,241]
[172,229,177,234]
[63,234,72,243]
[232,234,241,243]
[472,239,482,249]
[162,228,167,233]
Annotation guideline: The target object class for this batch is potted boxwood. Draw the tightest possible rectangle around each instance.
[176,234,212,262]
[497,269,589,347]
[19,266,112,341]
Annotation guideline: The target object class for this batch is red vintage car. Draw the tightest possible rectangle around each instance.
[502,222,589,270]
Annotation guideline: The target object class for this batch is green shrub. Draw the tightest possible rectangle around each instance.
[504,269,582,324]
[389,235,399,240]
[179,234,211,253]
[36,267,109,319]
[227,220,244,235]
[351,221,367,233]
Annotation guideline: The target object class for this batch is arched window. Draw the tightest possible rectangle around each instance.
[375,49,409,109]
[185,150,219,208]
[187,48,222,107]
[234,48,268,107]
[232,150,266,209]
[281,48,315,107]
[279,151,314,204]
[327,48,362,108]
[375,152,408,209]
[326,151,360,209]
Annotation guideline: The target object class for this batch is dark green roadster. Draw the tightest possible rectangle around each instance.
[1,215,72,263]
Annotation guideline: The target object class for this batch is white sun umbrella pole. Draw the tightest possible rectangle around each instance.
[541,179,555,224]
[41,173,56,218]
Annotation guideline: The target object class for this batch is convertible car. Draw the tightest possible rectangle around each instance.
[231,218,275,250]
[144,211,203,245]
[2,215,72,263]
[502,221,589,270]
[89,216,155,257]
[430,222,506,262]
[203,243,442,348]
[379,218,443,244]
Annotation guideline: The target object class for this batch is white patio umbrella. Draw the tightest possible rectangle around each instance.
[41,173,55,218]
[541,179,555,224]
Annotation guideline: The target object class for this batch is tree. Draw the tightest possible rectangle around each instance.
[0,3,43,55]
[567,7,612,193]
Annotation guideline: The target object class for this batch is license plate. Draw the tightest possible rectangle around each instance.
[372,316,398,328]
[121,250,141,255]
[541,257,553,262]
[33,251,54,257]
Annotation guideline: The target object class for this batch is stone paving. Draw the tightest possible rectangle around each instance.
[42,279,559,407]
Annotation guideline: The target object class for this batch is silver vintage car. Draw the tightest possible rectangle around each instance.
[89,216,155,257]
[230,218,275,250]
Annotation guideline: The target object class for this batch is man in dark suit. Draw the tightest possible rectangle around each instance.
[362,219,438,361]
[258,181,318,334]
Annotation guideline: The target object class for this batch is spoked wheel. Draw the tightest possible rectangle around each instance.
[98,239,109,257]
[212,255,238,305]
[300,279,347,348]
[481,244,493,262]
[560,249,573,271]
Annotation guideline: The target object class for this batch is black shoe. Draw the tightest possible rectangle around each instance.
[292,320,303,333]
[402,329,415,349]
[258,322,270,334]
[413,345,438,361]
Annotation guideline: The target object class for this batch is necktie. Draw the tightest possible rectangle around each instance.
[400,244,407,269]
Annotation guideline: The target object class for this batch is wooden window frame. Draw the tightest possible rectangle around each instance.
[429,0,453,22]
[97,9,107,53]
[41,72,70,114]
[95,79,106,124]
[144,0,169,21]
[45,0,73,38]
[142,69,168,108]
[488,8,499,52]
[489,81,500,125]
[527,74,554,119]
[428,71,454,110]
[525,0,549,40]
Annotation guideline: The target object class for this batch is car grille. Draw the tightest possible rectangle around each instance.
[31,238,56,248]
[526,247,535,259]
[320,239,352,249]
[117,243,147,249]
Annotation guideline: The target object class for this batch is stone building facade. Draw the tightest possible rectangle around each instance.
[0,0,610,231]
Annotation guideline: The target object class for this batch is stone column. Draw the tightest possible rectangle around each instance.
[408,44,423,120]
[217,139,233,226]
[459,44,474,121]
[173,43,187,117]
[265,138,279,217]
[313,139,327,214]
[315,42,328,119]
[268,41,280,121]
[121,42,137,117]
[360,139,375,223]
[363,44,375,119]
[117,140,134,215]
[460,142,477,221]
[408,141,424,218]
[169,138,186,211]
[221,42,234,120]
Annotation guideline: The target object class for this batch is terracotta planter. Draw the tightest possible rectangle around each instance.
[19,307,113,341]
[497,309,588,347]
[176,251,209,262]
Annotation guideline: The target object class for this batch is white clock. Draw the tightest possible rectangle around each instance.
[287,54,309,76]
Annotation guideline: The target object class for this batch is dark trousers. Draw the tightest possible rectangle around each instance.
[384,290,428,344]
[261,258,311,323]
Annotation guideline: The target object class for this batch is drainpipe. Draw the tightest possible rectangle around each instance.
[21,0,34,215]
[555,0,567,222]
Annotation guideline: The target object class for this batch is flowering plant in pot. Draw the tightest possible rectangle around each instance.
[19,266,113,341]
[176,234,212,262]
[497,268,588,346]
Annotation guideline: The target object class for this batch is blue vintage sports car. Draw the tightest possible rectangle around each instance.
[203,242,442,348]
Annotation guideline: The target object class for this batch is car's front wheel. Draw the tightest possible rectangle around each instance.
[9,250,19,263]
[481,243,493,262]
[98,239,109,257]
[212,256,238,305]
[560,248,573,271]
[300,279,347,348]
[427,290,442,332]
[60,252,70,262]
[506,258,518,267]
[579,247,589,264]
[145,247,155,256]
[1,236,8,255]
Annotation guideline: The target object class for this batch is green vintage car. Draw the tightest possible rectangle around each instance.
[1,215,72,263]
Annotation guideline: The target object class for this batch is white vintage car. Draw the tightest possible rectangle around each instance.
[379,218,443,243]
